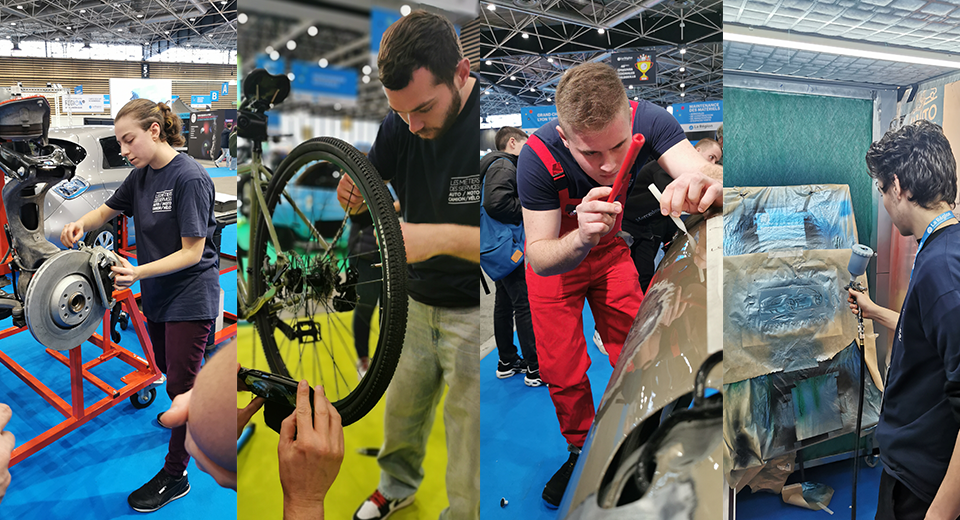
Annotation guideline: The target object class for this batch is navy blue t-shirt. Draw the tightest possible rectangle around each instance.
[106,153,221,322]
[517,100,686,211]
[368,74,480,308]
[877,222,960,502]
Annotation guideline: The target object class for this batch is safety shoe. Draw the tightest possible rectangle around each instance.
[542,450,579,508]
[353,489,415,520]
[127,468,190,513]
[496,358,526,379]
[524,369,543,387]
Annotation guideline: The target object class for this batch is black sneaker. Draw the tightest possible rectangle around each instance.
[127,468,190,513]
[353,489,415,519]
[524,369,543,387]
[542,451,579,508]
[495,358,526,379]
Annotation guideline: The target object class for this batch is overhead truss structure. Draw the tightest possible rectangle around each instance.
[479,0,722,117]
[0,0,237,57]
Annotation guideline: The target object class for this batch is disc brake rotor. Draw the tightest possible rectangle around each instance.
[24,249,110,350]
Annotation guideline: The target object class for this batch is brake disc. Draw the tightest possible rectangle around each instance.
[24,248,111,350]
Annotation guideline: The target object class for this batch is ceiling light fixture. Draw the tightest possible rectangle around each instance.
[400,5,411,16]
[362,75,370,83]
[487,4,496,10]
[307,26,317,36]
[547,57,554,63]
[724,25,960,69]
[522,32,529,39]
[362,65,372,75]
[238,13,248,24]
[597,28,605,34]
[679,66,685,72]
[485,60,492,65]
[318,58,328,68]
[286,40,296,50]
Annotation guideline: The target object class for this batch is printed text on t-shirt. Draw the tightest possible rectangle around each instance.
[448,175,480,205]
[153,189,173,212]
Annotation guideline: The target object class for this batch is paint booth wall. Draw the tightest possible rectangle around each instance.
[722,88,875,255]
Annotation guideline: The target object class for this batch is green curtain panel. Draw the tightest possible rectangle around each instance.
[723,87,875,251]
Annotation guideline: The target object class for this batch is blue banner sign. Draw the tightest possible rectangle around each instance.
[671,100,723,132]
[521,105,559,130]
[290,60,358,100]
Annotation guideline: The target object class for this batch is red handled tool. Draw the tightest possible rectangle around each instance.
[607,133,645,203]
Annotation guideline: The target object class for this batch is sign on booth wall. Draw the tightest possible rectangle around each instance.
[65,94,106,113]
[521,105,559,130]
[613,52,657,88]
[671,100,723,132]
[188,111,222,161]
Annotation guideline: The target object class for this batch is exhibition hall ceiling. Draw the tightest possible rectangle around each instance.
[479,0,723,116]
[724,0,960,86]
[0,0,237,54]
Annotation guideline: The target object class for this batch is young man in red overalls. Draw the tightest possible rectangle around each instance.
[516,62,722,507]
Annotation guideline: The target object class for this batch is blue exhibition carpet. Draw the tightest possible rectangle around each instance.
[736,457,883,520]
[0,228,238,519]
[479,302,614,519]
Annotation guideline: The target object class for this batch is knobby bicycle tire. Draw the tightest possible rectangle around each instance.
[250,137,407,426]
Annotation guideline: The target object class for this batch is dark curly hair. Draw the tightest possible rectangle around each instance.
[866,119,957,209]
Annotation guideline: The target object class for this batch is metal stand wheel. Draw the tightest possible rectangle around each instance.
[130,388,156,409]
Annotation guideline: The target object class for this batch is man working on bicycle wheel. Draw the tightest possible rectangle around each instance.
[517,62,721,507]
[337,10,480,520]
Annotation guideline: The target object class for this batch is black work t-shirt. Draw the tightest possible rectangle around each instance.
[105,153,221,322]
[367,74,480,308]
[877,222,960,502]
[517,100,686,211]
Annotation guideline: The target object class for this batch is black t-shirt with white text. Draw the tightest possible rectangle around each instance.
[368,74,480,308]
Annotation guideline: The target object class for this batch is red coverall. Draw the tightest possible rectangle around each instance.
[524,131,644,447]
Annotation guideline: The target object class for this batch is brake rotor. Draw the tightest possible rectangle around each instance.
[24,249,107,350]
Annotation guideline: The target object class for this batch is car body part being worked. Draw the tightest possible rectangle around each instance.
[0,90,118,349]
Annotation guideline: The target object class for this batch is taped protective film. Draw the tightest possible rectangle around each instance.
[724,185,858,256]
[724,341,882,472]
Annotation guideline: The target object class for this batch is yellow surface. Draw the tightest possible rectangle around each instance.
[236,324,450,519]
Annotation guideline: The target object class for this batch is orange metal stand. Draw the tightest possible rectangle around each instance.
[1,288,160,467]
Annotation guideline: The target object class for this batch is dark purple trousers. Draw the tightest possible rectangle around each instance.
[147,319,214,477]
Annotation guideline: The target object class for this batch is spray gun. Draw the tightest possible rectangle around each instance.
[844,244,874,520]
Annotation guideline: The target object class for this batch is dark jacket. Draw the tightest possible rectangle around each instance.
[220,127,231,149]
[482,153,522,226]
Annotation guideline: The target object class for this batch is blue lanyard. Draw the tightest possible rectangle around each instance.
[912,210,956,277]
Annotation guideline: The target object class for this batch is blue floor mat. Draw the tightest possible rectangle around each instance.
[480,302,615,519]
[206,166,237,178]
[0,258,237,519]
[736,457,883,519]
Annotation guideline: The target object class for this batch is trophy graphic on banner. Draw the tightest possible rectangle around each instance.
[636,54,652,81]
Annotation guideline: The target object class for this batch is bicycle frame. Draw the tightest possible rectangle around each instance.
[237,121,335,322]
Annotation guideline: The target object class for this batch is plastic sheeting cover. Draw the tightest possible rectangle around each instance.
[724,341,882,472]
[723,249,875,384]
[724,185,858,256]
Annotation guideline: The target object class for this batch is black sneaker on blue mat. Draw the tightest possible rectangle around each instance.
[496,358,526,379]
[127,468,190,513]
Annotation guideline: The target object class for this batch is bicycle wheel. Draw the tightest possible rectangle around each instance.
[250,137,407,425]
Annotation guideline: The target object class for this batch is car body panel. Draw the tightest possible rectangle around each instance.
[43,126,131,247]
[559,211,722,520]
